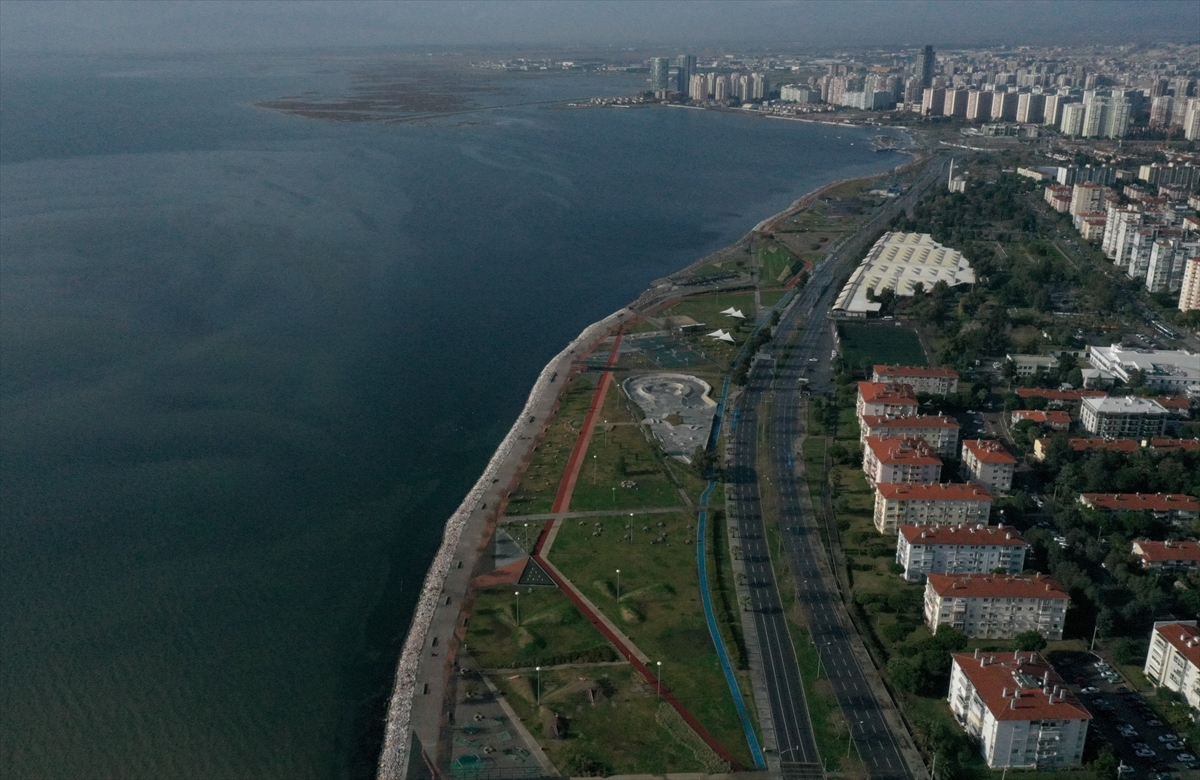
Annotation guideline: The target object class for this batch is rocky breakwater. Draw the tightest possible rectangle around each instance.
[376,307,632,780]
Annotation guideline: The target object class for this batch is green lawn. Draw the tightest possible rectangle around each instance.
[548,510,758,770]
[505,373,598,515]
[757,242,799,283]
[663,291,760,331]
[464,586,617,670]
[759,289,789,309]
[838,323,926,375]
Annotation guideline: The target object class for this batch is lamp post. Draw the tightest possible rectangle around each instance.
[846,720,863,759]
[612,486,616,505]
[536,665,542,706]
[615,569,621,604]
[514,590,521,626]
[593,454,597,484]
[656,661,663,698]
[523,522,530,551]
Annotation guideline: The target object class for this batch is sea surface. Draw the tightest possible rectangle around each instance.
[0,51,903,780]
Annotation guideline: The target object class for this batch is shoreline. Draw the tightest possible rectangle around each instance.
[375,154,925,779]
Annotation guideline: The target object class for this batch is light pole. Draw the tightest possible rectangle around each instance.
[846,720,862,759]
[616,569,621,604]
[656,661,663,698]
[593,454,597,484]
[523,522,530,551]
[536,665,542,706]
[612,486,616,505]
[514,590,521,626]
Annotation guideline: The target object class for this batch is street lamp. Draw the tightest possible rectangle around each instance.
[593,454,597,484]
[536,666,542,706]
[514,590,521,626]
[615,569,621,604]
[523,522,529,551]
[657,661,663,698]
[846,719,863,759]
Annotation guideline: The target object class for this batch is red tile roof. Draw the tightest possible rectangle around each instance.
[1132,538,1200,563]
[926,573,1068,600]
[873,365,959,380]
[1148,438,1200,452]
[877,482,992,501]
[1079,493,1200,513]
[1151,396,1192,413]
[952,652,1091,722]
[962,439,1018,464]
[1153,623,1200,668]
[864,436,942,466]
[1011,410,1072,425]
[861,414,961,430]
[1067,438,1141,453]
[900,523,1024,546]
[1016,388,1106,402]
[858,382,918,404]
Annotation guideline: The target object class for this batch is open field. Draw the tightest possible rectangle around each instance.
[549,510,758,769]
[757,242,799,284]
[464,586,617,670]
[837,323,926,374]
[505,373,598,515]
[759,288,789,309]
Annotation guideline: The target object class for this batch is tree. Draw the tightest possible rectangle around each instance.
[1090,745,1118,780]
[887,656,922,693]
[1011,630,1047,652]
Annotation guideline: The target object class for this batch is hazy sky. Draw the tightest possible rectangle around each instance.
[1,0,1196,53]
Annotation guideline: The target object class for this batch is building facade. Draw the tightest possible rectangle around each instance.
[863,436,943,487]
[1079,493,1199,524]
[856,382,919,420]
[897,523,1026,582]
[871,365,960,395]
[924,574,1069,640]
[1131,539,1200,570]
[860,415,961,459]
[961,439,1017,495]
[873,482,992,534]
[1079,396,1170,438]
[1143,621,1200,711]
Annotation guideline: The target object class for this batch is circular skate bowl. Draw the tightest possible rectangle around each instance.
[623,374,717,462]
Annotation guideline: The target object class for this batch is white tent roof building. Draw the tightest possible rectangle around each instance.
[833,232,975,317]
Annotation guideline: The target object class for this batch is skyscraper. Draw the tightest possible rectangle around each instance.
[921,45,935,89]
[650,57,670,91]
[676,54,696,96]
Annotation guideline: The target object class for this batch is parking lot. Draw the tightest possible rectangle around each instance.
[1054,651,1196,779]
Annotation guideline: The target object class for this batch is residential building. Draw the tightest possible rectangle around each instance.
[860,414,961,459]
[961,439,1017,495]
[649,57,671,91]
[1016,92,1044,124]
[1010,410,1071,431]
[921,45,935,89]
[925,574,1069,640]
[1060,102,1086,136]
[896,523,1026,582]
[1143,621,1200,711]
[948,651,1090,769]
[1032,437,1138,460]
[872,365,960,395]
[863,436,943,487]
[1005,354,1059,376]
[922,87,946,116]
[1087,346,1200,392]
[856,382,919,420]
[1102,206,1143,266]
[873,482,992,534]
[1043,184,1072,213]
[1146,239,1200,294]
[1078,493,1199,523]
[1079,396,1171,437]
[1069,183,1107,217]
[991,90,1018,121]
[966,89,993,121]
[1014,388,1106,410]
[1179,256,1200,311]
[1131,538,1200,571]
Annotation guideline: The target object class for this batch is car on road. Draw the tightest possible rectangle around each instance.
[1164,741,1185,751]
[1177,753,1196,763]
[1158,734,1180,743]
[1081,686,1100,694]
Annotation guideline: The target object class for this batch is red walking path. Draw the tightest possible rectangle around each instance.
[527,327,745,771]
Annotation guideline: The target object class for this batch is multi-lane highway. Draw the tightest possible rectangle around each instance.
[727,157,946,780]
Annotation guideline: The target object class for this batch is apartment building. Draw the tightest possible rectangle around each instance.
[856,382,918,420]
[961,439,1017,495]
[896,523,1026,582]
[859,414,960,459]
[1069,182,1107,217]
[1143,621,1200,711]
[873,482,992,534]
[1044,184,1072,213]
[871,365,960,395]
[1010,410,1071,431]
[1078,493,1199,524]
[924,573,1069,640]
[948,651,1090,769]
[1179,255,1200,311]
[863,436,943,487]
[1131,538,1200,571]
[1014,387,1106,410]
[1079,396,1170,438]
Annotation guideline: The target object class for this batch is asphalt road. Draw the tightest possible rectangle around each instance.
[726,157,946,780]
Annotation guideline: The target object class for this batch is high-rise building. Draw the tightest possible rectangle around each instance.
[676,54,696,95]
[650,57,670,91]
[1185,98,1200,141]
[688,73,708,101]
[945,89,969,117]
[1149,95,1174,128]
[1082,97,1131,139]
[1016,92,1044,124]
[921,45,935,88]
[990,90,1018,121]
[922,87,946,116]
[1179,256,1200,311]
[713,74,728,101]
[1060,102,1086,136]
[965,90,992,121]
[750,72,768,101]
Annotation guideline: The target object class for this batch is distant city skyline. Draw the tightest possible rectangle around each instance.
[1,0,1197,54]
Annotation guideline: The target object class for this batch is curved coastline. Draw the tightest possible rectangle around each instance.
[375,152,925,778]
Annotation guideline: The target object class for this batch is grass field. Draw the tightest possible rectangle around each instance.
[757,242,798,283]
[837,323,925,375]
[464,586,617,670]
[759,289,789,309]
[505,373,598,515]
[549,509,758,770]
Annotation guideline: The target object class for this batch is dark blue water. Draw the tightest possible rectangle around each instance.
[0,52,902,780]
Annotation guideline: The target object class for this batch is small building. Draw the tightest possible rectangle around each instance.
[949,651,1091,769]
[1032,437,1139,460]
[1079,396,1170,438]
[1005,354,1059,377]
[896,523,1026,582]
[1147,437,1200,452]
[1078,493,1199,524]
[873,482,992,534]
[924,574,1069,640]
[1044,184,1073,213]
[1010,410,1072,431]
[1131,538,1200,571]
[1143,621,1200,711]
[1014,387,1107,410]
[863,436,943,487]
[859,414,961,459]
[856,382,918,421]
[871,365,960,395]
[961,439,1017,495]
[1087,345,1200,392]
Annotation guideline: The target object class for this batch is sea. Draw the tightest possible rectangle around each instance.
[0,50,904,780]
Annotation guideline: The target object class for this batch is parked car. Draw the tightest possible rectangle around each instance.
[1137,748,1157,758]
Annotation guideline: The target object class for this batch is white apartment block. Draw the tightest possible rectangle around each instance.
[870,365,960,395]
[859,414,960,459]
[1144,621,1200,711]
[924,573,1069,640]
[1087,345,1200,392]
[949,651,1090,769]
[873,482,992,534]
[1079,396,1171,438]
[863,436,943,487]
[961,439,1017,495]
[896,523,1026,582]
[1004,353,1058,376]
[1146,239,1200,294]
[1069,183,1107,217]
[1178,256,1200,312]
[856,382,918,420]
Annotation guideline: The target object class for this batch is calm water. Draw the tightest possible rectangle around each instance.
[0,52,902,779]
